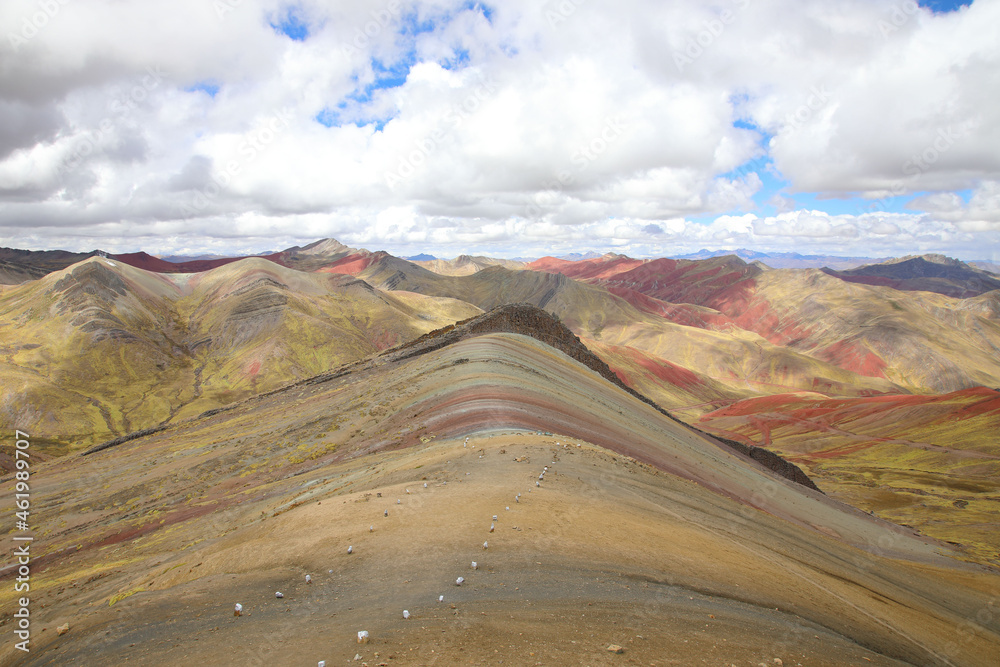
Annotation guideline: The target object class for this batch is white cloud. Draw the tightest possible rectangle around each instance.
[0,0,997,261]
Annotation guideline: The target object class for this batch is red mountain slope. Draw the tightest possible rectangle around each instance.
[316,251,387,276]
[528,253,645,280]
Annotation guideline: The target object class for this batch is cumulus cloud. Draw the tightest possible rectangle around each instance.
[0,0,996,261]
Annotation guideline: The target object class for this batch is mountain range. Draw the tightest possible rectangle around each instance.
[0,239,998,664]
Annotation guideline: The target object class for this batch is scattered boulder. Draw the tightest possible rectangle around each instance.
[607,644,624,654]
[357,630,369,644]
[57,623,70,636]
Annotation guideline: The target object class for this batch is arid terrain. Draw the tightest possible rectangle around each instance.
[1,243,999,666]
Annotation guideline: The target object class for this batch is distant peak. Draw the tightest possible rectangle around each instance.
[880,254,965,267]
[556,251,603,261]
[297,238,352,255]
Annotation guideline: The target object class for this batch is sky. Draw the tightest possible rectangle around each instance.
[0,0,997,261]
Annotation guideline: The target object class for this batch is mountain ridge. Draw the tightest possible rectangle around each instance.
[80,302,819,491]
[822,255,1000,297]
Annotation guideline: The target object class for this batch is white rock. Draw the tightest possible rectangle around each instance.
[384,509,388,516]
[406,488,410,494]
[424,482,428,488]
[471,561,478,569]
[536,481,540,487]
[438,595,444,602]
[275,591,283,598]
[455,577,465,585]
[347,545,353,554]
[305,574,311,583]
[483,541,488,550]
[492,515,498,521]
[357,630,369,644]
[234,603,243,616]
[318,661,325,667]
[403,610,410,619]
[369,525,374,532]
[397,499,401,504]
[505,506,509,511]
[490,523,495,532]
